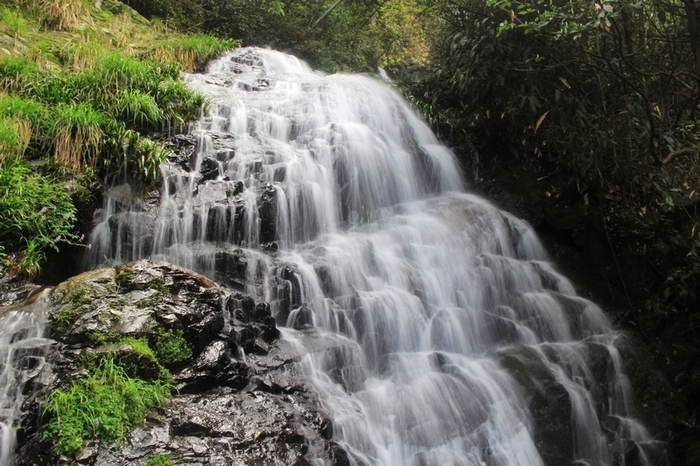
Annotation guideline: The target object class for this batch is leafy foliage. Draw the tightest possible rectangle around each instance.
[123,0,431,71]
[147,454,174,466]
[407,0,700,313]
[0,0,230,275]
[0,159,78,276]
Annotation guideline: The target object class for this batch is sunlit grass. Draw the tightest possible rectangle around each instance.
[52,102,104,170]
[0,0,237,275]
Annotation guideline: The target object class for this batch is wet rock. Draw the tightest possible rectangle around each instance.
[496,347,573,466]
[0,267,42,307]
[199,157,220,181]
[12,259,345,466]
[259,185,277,244]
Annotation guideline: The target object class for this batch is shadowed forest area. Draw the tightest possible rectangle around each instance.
[2,0,700,463]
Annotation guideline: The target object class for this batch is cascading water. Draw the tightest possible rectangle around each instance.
[0,291,53,466]
[86,47,665,465]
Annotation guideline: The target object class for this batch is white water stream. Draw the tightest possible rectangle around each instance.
[81,47,665,465]
[0,291,52,466]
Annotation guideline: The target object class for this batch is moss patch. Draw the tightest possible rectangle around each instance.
[152,327,192,367]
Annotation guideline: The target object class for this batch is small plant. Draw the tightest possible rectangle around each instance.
[67,284,96,307]
[147,453,174,466]
[114,268,135,289]
[55,305,81,333]
[44,355,173,456]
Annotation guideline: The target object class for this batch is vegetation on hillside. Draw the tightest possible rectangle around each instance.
[122,0,433,72]
[0,0,237,276]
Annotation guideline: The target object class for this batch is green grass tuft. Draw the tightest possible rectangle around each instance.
[44,354,173,456]
[147,453,174,466]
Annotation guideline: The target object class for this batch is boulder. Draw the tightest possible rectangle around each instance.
[12,259,347,466]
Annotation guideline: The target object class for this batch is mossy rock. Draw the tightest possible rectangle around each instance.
[49,260,223,359]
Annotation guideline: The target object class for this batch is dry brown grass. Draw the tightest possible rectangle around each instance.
[53,122,101,171]
[41,0,87,31]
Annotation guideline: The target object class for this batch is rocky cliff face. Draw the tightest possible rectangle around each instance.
[11,260,349,465]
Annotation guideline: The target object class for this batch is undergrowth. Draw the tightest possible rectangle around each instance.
[0,159,78,276]
[43,350,173,456]
[0,0,238,276]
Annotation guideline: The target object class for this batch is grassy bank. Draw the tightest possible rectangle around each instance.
[0,0,237,277]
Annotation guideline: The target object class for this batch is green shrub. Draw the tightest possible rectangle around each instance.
[44,355,173,456]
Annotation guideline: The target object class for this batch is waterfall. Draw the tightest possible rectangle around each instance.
[85,47,664,465]
[0,291,53,466]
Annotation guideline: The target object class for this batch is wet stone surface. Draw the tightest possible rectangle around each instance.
[13,259,348,466]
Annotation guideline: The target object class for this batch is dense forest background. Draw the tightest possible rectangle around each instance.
[2,0,699,463]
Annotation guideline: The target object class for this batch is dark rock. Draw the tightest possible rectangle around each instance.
[10,259,344,466]
[291,304,314,330]
[496,347,574,466]
[0,268,42,307]
[259,185,277,244]
[199,157,220,181]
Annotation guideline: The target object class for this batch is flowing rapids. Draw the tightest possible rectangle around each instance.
[82,48,664,465]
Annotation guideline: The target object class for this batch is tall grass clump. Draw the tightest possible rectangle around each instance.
[40,0,87,31]
[43,355,173,456]
[0,56,38,95]
[106,126,170,181]
[0,159,78,276]
[0,116,30,161]
[118,89,162,130]
[0,94,49,154]
[51,102,104,170]
[153,34,239,72]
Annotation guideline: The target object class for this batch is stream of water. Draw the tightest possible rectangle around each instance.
[0,291,52,466]
[80,47,666,465]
